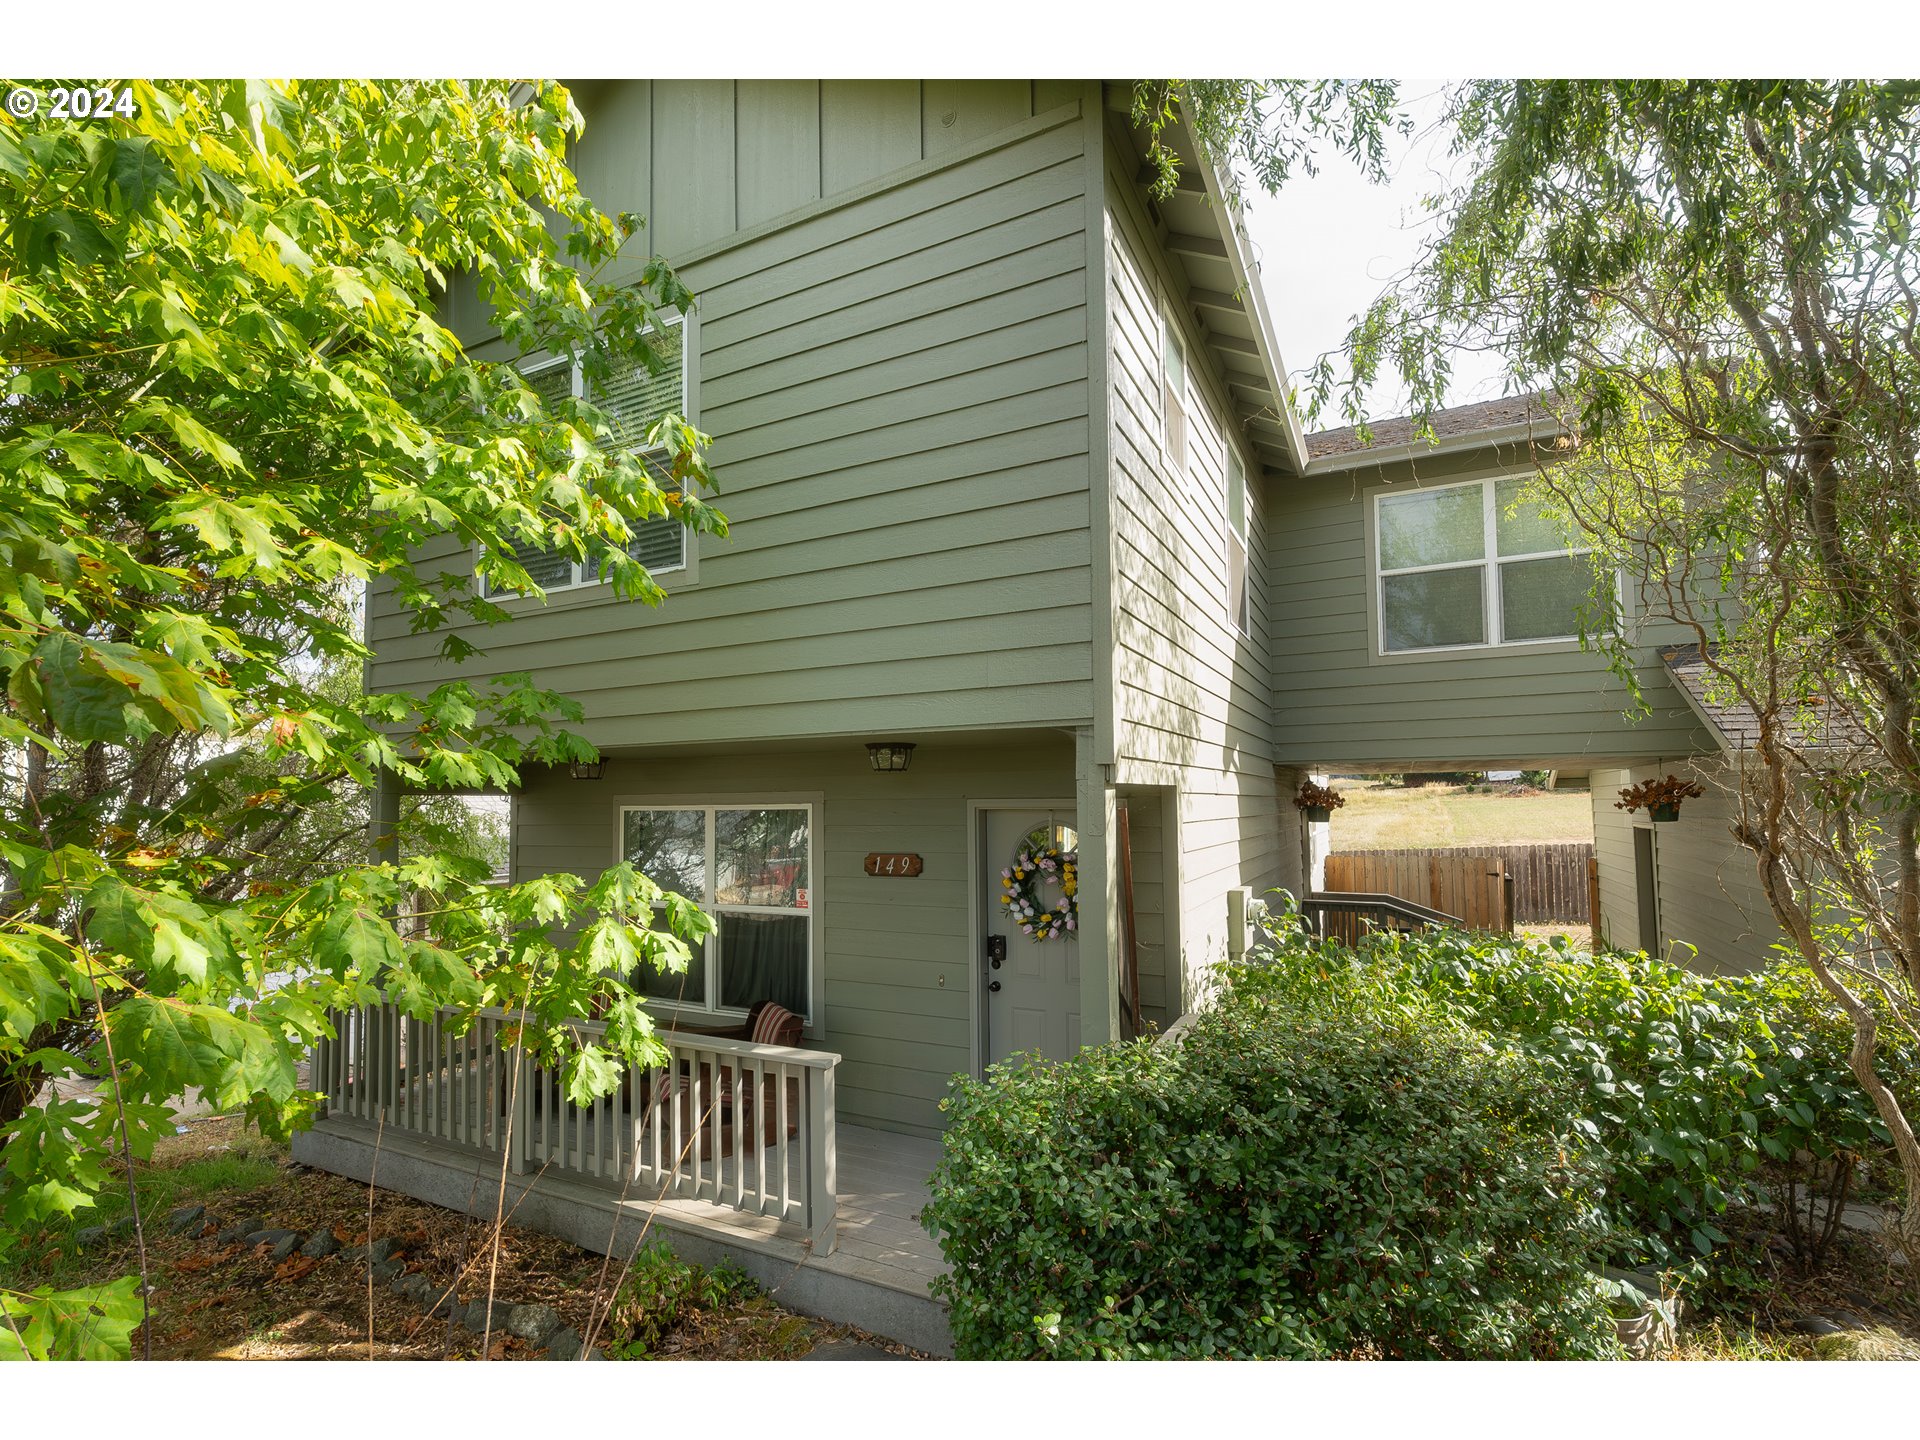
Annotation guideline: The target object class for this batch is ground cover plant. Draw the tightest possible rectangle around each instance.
[1238,917,1917,1275]
[923,954,1617,1360]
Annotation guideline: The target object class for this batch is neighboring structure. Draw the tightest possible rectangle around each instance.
[1283,399,1780,974]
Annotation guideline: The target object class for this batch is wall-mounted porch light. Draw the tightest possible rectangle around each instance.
[865,741,916,773]
[568,758,607,780]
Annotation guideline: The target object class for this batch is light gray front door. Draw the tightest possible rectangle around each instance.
[983,808,1081,1065]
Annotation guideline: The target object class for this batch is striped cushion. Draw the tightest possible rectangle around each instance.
[750,1003,800,1047]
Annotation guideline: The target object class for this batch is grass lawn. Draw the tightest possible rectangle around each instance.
[1330,777,1594,851]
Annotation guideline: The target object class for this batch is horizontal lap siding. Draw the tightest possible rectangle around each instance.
[1593,758,1778,974]
[1268,457,1716,770]
[374,97,1095,746]
[1104,145,1285,1019]
[510,737,1076,1137]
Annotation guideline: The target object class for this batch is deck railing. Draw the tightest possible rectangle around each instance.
[313,1001,840,1251]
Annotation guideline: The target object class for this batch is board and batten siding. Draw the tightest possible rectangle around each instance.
[1102,135,1288,1014]
[372,89,1098,748]
[1267,448,1718,772]
[1590,759,1780,974]
[511,736,1077,1138]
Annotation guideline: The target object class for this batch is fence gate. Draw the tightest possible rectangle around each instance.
[1323,851,1514,936]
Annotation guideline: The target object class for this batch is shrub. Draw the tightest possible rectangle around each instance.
[923,971,1616,1360]
[602,1241,754,1358]
[1238,920,1918,1269]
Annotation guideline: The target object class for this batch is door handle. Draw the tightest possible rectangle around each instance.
[987,980,1002,993]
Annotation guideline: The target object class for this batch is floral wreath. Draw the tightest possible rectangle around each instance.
[1001,842,1078,941]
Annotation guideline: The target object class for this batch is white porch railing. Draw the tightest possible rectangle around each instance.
[313,1001,840,1251]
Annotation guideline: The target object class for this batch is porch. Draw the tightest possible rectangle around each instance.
[291,1000,952,1354]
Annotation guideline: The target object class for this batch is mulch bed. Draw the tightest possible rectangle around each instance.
[28,1117,928,1361]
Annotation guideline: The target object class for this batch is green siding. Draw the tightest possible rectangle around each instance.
[1101,131,1287,1012]
[508,736,1076,1136]
[1591,759,1779,973]
[371,98,1096,748]
[1268,449,1718,771]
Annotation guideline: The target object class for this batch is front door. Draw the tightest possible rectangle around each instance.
[982,808,1081,1065]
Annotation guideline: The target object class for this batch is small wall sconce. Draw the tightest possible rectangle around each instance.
[865,741,916,773]
[568,758,607,780]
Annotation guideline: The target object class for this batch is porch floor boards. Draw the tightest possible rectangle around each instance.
[303,1113,948,1301]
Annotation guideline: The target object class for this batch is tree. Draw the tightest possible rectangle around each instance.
[1309,80,1920,1259]
[0,80,724,1356]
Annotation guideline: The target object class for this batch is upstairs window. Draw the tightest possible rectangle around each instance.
[1226,449,1251,636]
[485,318,691,597]
[1374,475,1599,654]
[1161,311,1188,475]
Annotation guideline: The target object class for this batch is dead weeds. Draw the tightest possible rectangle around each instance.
[5,1115,929,1361]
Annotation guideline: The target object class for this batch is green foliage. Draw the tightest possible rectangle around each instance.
[1287,80,1920,1240]
[1239,921,1917,1268]
[923,968,1616,1360]
[0,80,728,1356]
[1132,80,1407,200]
[602,1241,755,1359]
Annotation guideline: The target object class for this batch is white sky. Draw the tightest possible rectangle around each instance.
[1242,80,1512,431]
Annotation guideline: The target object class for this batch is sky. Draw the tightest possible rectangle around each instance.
[1239,81,1512,431]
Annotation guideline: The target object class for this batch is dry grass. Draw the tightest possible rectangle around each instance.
[2,1115,925,1361]
[1329,777,1594,851]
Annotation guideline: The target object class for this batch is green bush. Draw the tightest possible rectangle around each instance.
[923,971,1616,1360]
[1238,919,1917,1268]
[603,1241,754,1358]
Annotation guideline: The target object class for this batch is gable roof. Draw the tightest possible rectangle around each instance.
[1106,87,1306,476]
[1660,642,1870,755]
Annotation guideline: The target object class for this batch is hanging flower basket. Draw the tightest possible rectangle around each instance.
[1293,780,1344,826]
[1615,774,1704,822]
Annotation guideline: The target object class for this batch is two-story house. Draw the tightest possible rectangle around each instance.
[361,79,1314,1131]
[295,79,1778,1350]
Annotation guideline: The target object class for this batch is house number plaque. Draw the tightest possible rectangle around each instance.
[864,852,924,877]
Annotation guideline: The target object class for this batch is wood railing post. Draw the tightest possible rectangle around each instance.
[805,1063,838,1254]
[509,1043,530,1176]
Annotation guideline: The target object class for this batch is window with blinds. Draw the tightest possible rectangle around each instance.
[483,319,691,597]
[589,319,687,579]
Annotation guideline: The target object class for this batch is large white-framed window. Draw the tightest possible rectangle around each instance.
[1373,474,1601,654]
[1160,307,1188,476]
[1226,447,1251,636]
[618,802,814,1022]
[484,315,692,598]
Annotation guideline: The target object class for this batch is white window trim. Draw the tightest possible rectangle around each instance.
[480,313,696,601]
[614,798,818,1027]
[1226,446,1251,637]
[1159,304,1188,476]
[1371,473,1611,656]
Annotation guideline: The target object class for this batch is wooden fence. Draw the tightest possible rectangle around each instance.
[1328,842,1595,926]
[1324,851,1512,939]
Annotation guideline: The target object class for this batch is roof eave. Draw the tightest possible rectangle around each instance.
[1193,150,1308,475]
[1302,417,1569,479]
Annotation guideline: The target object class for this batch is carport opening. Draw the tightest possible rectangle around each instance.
[1319,770,1596,944]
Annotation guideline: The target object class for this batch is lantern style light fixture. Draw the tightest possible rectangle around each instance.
[569,757,607,780]
[865,741,916,773]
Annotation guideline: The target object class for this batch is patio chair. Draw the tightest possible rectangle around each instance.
[669,1002,805,1152]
